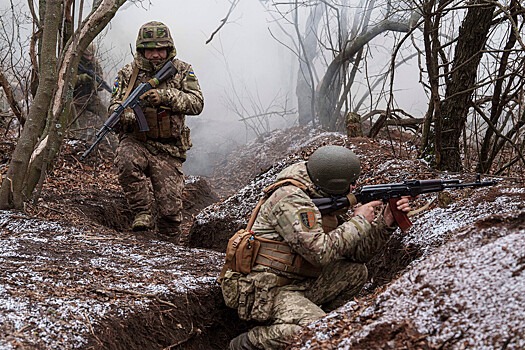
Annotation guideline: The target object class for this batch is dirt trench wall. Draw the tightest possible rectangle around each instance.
[88,287,251,350]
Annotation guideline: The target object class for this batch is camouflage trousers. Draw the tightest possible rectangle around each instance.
[114,136,184,235]
[243,260,368,349]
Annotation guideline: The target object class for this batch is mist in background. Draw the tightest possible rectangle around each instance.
[95,1,297,176]
[0,0,428,176]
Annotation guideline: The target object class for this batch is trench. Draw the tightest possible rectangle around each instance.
[76,190,254,350]
[86,287,253,350]
[77,182,423,349]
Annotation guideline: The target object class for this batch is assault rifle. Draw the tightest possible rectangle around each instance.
[78,63,112,93]
[80,60,178,161]
[312,176,497,232]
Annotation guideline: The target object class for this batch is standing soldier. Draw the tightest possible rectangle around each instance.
[220,145,411,349]
[110,21,203,242]
[71,44,109,142]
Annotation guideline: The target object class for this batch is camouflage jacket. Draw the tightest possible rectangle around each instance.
[75,56,104,99]
[252,162,396,274]
[110,52,203,158]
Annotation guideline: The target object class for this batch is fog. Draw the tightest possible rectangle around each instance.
[98,1,298,174]
[0,0,429,176]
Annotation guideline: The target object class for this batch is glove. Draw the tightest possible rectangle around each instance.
[77,73,92,84]
[119,108,136,130]
[140,89,162,106]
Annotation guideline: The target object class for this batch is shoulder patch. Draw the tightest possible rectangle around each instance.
[188,70,195,78]
[112,78,119,95]
[298,210,316,229]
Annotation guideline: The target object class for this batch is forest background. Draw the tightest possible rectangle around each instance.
[0,0,523,210]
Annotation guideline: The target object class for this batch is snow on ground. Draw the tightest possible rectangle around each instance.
[295,182,525,349]
[341,215,525,349]
[0,211,223,349]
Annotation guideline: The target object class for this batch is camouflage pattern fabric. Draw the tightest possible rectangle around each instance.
[252,162,394,267]
[110,52,203,160]
[75,54,104,98]
[136,21,175,50]
[221,161,397,349]
[70,54,109,143]
[70,95,108,143]
[114,137,184,237]
[245,261,368,349]
[110,46,203,238]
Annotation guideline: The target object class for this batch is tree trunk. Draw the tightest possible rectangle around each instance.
[296,3,324,126]
[316,20,410,130]
[0,0,127,210]
[476,0,519,173]
[436,1,495,172]
[0,0,61,209]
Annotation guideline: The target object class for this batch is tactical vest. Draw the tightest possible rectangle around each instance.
[219,178,341,282]
[123,64,191,151]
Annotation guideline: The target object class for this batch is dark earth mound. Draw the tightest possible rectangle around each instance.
[1,127,524,349]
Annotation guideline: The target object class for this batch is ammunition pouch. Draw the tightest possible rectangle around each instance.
[220,270,290,321]
[131,107,191,153]
[219,229,260,282]
[219,230,321,283]
[254,237,322,278]
[143,107,172,139]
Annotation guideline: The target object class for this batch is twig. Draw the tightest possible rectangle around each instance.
[71,235,124,241]
[206,0,240,44]
[84,312,103,346]
[408,198,436,217]
[162,329,197,349]
[96,288,177,308]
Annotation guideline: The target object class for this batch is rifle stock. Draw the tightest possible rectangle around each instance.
[80,61,178,161]
[312,177,497,232]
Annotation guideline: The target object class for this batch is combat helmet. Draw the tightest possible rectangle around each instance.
[306,145,361,195]
[136,21,174,50]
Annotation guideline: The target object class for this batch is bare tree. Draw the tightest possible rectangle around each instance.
[263,0,420,130]
[0,0,129,210]
[419,0,525,173]
[293,1,325,126]
[0,2,33,127]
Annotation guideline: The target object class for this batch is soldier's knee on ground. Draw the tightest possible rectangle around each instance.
[321,262,368,311]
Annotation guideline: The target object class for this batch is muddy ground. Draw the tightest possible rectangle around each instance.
[1,126,524,349]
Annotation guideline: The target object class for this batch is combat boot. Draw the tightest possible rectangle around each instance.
[132,211,153,231]
[229,332,260,350]
[158,218,182,242]
[158,225,182,244]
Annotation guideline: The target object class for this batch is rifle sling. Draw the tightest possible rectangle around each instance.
[246,179,308,231]
[251,179,321,278]
[122,64,140,102]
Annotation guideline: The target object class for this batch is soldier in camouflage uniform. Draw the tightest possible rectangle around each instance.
[110,21,203,242]
[220,145,411,349]
[71,44,108,142]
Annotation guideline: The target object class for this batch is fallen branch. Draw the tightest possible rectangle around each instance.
[95,288,178,308]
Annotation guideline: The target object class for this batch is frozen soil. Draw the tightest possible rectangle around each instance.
[0,212,229,349]
[1,127,524,349]
[290,209,525,349]
[0,140,241,350]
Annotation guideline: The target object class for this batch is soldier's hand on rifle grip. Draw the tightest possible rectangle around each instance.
[353,200,383,223]
[76,73,92,86]
[140,89,162,106]
[118,108,136,131]
[384,197,412,229]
